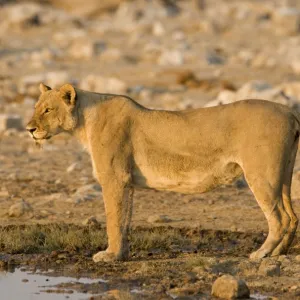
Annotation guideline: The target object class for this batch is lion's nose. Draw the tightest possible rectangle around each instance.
[26,125,37,134]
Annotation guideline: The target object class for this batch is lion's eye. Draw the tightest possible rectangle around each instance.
[44,108,51,114]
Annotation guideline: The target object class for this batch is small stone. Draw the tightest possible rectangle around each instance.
[152,21,165,36]
[100,48,122,62]
[22,279,29,283]
[68,38,96,59]
[168,286,200,298]
[205,49,226,65]
[0,114,23,132]
[66,162,80,173]
[211,274,250,299]
[183,272,197,284]
[0,188,9,198]
[82,216,99,226]
[273,7,300,36]
[68,184,102,204]
[80,75,127,94]
[9,199,32,217]
[291,60,300,75]
[258,259,281,277]
[235,178,248,189]
[204,90,236,107]
[158,50,184,66]
[147,214,172,223]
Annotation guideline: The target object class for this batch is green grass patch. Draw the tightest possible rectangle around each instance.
[0,224,191,254]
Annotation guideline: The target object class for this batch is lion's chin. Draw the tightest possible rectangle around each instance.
[31,133,52,148]
[32,131,52,140]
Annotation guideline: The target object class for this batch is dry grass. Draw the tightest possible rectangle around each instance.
[0,224,107,254]
[0,224,191,254]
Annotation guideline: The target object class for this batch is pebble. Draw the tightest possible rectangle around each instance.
[158,50,184,66]
[80,75,127,94]
[147,214,172,223]
[8,199,32,217]
[258,259,281,277]
[66,162,80,173]
[82,216,99,226]
[211,274,250,299]
[68,38,96,59]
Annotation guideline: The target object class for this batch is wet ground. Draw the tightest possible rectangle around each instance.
[1,226,300,299]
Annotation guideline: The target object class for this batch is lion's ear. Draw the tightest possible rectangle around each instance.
[60,84,76,106]
[39,83,51,94]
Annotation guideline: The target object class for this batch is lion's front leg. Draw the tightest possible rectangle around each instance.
[93,179,133,263]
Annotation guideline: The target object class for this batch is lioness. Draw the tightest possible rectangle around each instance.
[26,83,299,262]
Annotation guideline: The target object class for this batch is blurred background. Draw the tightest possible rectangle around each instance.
[1,0,300,227]
[2,0,300,118]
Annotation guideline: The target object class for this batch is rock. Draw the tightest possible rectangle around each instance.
[280,82,300,101]
[49,0,123,17]
[272,7,300,36]
[100,48,122,62]
[0,3,43,29]
[8,200,32,217]
[52,29,85,48]
[168,286,200,298]
[147,214,172,223]
[0,3,72,33]
[236,81,277,100]
[205,90,236,107]
[0,114,23,132]
[0,188,9,198]
[258,259,281,277]
[0,79,18,101]
[152,21,166,36]
[237,81,291,106]
[68,184,102,204]
[68,38,97,59]
[66,162,81,173]
[158,50,184,66]
[291,60,300,74]
[19,71,73,96]
[80,75,127,94]
[205,49,226,65]
[251,53,276,69]
[295,255,300,262]
[82,216,99,226]
[211,275,250,299]
[235,178,248,189]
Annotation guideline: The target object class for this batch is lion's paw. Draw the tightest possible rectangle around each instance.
[249,249,268,260]
[93,251,116,263]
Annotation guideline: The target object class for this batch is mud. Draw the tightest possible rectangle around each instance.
[1,226,300,299]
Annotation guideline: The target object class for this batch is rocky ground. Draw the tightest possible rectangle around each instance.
[1,0,300,299]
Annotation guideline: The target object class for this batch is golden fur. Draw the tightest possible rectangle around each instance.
[26,83,299,262]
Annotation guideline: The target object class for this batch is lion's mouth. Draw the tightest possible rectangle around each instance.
[31,131,51,140]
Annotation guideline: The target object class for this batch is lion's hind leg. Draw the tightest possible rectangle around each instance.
[242,157,291,259]
[248,187,290,259]
[271,139,299,256]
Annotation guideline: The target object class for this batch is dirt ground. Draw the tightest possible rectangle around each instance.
[1,0,300,299]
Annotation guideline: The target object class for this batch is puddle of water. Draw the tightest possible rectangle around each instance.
[0,267,106,300]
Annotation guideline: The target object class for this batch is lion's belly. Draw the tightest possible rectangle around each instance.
[132,161,242,194]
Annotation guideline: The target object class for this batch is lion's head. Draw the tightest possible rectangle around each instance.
[26,83,78,141]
